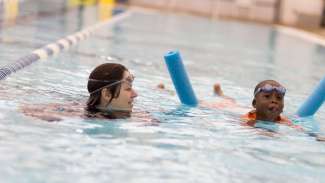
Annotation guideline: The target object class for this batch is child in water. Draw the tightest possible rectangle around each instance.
[240,80,292,126]
[214,80,325,140]
[214,80,294,126]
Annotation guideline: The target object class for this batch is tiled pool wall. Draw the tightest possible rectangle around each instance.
[128,0,324,28]
[2,0,323,28]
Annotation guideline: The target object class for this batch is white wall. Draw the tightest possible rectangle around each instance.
[213,0,277,23]
[128,0,167,8]
[129,0,325,28]
[168,0,213,16]
[280,0,323,27]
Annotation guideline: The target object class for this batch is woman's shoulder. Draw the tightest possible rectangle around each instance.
[20,102,85,122]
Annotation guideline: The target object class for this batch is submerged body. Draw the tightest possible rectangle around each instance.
[22,63,139,121]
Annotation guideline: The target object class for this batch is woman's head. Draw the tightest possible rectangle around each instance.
[86,63,137,117]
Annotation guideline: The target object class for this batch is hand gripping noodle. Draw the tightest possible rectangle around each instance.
[297,76,325,117]
[164,51,198,106]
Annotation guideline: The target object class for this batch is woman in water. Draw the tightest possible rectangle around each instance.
[21,63,140,121]
[85,63,138,119]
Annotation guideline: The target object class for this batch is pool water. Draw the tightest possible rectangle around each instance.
[0,2,325,183]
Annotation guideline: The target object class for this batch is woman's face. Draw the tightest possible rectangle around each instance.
[108,71,138,112]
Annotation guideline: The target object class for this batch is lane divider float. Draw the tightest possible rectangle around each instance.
[0,10,131,80]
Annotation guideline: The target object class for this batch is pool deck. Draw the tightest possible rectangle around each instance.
[129,5,325,47]
[307,27,325,40]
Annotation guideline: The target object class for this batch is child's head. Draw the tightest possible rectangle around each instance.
[86,63,138,116]
[252,80,286,122]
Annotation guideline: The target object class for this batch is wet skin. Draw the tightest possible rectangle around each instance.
[108,71,138,112]
[253,83,284,122]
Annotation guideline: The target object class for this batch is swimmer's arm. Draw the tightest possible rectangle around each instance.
[315,135,325,141]
[201,95,239,109]
[20,106,62,122]
[132,111,160,124]
[156,83,175,95]
[20,102,84,122]
[305,131,325,141]
[157,82,238,109]
[213,83,236,101]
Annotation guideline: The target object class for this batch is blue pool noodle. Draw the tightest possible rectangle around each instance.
[164,51,198,106]
[297,75,325,117]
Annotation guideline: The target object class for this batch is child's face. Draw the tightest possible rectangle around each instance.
[253,83,285,122]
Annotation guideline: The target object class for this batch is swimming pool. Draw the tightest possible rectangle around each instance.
[0,2,325,183]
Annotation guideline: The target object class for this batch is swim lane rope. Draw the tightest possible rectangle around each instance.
[0,10,131,80]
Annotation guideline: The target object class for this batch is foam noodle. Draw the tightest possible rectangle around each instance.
[297,76,325,117]
[164,51,198,106]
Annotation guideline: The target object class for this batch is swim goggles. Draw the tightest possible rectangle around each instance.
[88,75,134,95]
[254,84,286,96]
